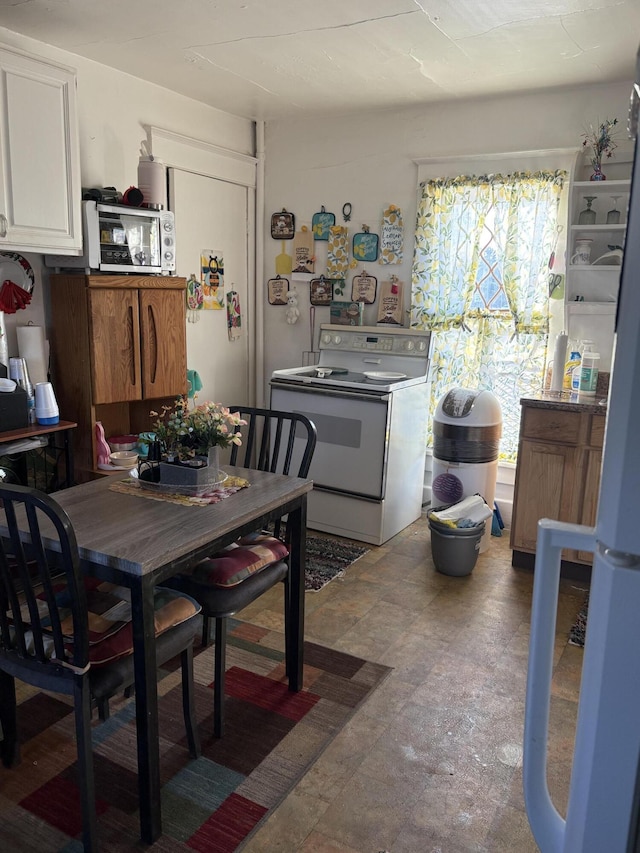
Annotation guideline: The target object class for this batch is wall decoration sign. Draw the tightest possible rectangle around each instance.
[379,205,404,264]
[200,250,224,309]
[226,290,242,341]
[377,276,404,326]
[310,275,333,306]
[352,225,379,262]
[292,226,315,273]
[351,271,378,304]
[312,206,335,241]
[268,275,289,305]
[186,273,204,322]
[326,225,350,278]
[271,208,295,239]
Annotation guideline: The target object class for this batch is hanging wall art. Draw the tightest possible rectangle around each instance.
[351,270,378,304]
[377,276,404,326]
[352,225,379,262]
[268,275,289,305]
[312,205,335,241]
[292,226,315,274]
[200,250,225,309]
[326,225,350,278]
[226,289,242,341]
[271,208,295,240]
[379,205,404,265]
[310,275,333,306]
[186,272,204,322]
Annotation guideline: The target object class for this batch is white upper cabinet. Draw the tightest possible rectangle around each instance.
[0,44,81,254]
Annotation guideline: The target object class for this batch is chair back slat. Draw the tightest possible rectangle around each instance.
[0,485,89,677]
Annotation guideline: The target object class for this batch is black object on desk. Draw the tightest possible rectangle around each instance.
[0,386,28,431]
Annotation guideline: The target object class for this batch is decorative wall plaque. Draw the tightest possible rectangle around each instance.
[377,276,404,326]
[292,226,315,273]
[379,205,404,264]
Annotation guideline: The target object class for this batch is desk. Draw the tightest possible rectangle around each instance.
[0,420,77,490]
[43,467,311,843]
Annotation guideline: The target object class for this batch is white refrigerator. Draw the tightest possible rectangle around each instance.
[524,57,640,851]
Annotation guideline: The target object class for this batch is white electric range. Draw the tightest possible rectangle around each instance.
[270,324,431,545]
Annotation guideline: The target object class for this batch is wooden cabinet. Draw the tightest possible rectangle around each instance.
[510,402,606,569]
[49,274,187,481]
[0,44,81,253]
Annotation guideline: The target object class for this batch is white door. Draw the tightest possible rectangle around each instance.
[169,168,254,408]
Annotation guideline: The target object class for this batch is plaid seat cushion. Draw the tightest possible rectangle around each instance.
[13,579,201,667]
[190,535,289,588]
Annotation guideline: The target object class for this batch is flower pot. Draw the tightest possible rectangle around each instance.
[159,446,221,490]
[590,167,606,181]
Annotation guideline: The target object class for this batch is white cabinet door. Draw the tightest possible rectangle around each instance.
[0,45,81,253]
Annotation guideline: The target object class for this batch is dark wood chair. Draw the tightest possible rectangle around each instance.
[0,484,202,853]
[166,406,316,737]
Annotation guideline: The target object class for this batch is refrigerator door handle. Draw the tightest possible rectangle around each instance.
[523,518,596,853]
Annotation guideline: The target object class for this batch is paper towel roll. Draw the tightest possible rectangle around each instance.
[17,325,48,385]
[550,331,568,393]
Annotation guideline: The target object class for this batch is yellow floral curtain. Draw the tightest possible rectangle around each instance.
[411,171,565,461]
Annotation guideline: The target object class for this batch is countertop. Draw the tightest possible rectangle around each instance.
[520,391,607,415]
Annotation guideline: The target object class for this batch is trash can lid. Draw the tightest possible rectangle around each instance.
[434,388,502,427]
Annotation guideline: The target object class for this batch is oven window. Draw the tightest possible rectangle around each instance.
[295,410,361,449]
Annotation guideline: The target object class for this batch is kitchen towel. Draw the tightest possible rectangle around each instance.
[17,324,48,384]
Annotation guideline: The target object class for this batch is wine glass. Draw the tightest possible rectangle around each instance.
[606,195,622,225]
[578,196,597,225]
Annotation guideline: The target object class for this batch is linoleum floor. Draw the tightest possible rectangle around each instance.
[238,514,587,852]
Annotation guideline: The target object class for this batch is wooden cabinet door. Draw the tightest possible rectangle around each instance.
[511,440,579,553]
[89,288,142,403]
[0,46,81,252]
[577,447,603,562]
[139,289,187,399]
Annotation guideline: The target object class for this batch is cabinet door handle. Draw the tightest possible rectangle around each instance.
[147,304,158,385]
[0,214,7,238]
[127,305,140,389]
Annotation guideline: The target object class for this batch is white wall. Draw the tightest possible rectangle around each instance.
[0,27,254,368]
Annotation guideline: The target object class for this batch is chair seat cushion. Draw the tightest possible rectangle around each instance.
[17,581,201,667]
[189,535,289,588]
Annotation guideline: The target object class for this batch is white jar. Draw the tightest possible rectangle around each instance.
[137,156,166,209]
[578,352,600,396]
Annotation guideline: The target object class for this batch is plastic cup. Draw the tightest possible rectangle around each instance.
[34,382,59,425]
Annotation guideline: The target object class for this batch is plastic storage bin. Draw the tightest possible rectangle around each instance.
[429,517,486,576]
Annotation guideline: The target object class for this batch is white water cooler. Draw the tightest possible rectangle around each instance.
[431,388,502,552]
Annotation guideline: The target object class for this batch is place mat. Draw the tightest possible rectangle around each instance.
[109,475,249,506]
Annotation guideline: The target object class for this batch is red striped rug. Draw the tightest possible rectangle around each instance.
[0,622,391,851]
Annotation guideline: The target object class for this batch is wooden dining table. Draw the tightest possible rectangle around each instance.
[20,466,313,844]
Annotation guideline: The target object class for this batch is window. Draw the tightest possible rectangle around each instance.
[411,171,566,461]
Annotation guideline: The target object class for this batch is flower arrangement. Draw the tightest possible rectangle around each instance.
[150,397,245,461]
[582,118,619,175]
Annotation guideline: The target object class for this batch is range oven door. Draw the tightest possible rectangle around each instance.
[270,382,390,499]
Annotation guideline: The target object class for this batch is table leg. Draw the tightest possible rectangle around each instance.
[287,498,307,691]
[63,428,74,488]
[130,579,162,843]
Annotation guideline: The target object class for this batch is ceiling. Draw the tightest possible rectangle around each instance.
[1,0,639,121]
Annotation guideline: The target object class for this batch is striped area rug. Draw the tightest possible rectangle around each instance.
[0,622,391,852]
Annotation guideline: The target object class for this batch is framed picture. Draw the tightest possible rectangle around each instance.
[267,276,289,305]
[310,276,333,306]
[271,209,295,240]
[351,271,377,304]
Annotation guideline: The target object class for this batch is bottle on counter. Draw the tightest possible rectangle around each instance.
[564,345,582,391]
[578,352,600,396]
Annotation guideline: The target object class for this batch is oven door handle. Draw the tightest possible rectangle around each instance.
[270,381,390,403]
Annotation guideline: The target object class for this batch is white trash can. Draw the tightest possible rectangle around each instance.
[431,388,502,552]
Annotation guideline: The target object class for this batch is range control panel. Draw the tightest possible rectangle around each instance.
[319,324,430,356]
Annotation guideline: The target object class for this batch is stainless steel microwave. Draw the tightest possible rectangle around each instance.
[45,201,176,275]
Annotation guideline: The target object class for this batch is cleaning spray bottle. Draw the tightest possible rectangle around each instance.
[563,341,582,391]
[572,340,594,392]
